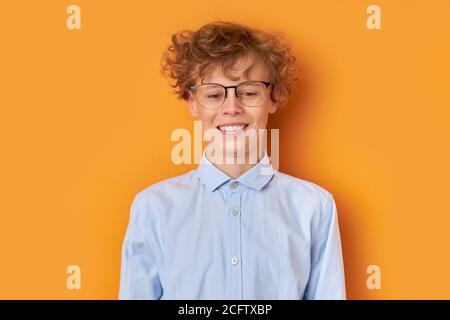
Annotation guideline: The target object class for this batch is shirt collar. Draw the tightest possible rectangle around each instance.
[196,150,275,192]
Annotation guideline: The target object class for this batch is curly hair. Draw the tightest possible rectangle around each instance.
[160,21,299,108]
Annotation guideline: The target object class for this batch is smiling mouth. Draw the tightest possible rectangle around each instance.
[216,124,250,135]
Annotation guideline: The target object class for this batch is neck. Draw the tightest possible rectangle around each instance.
[206,148,265,179]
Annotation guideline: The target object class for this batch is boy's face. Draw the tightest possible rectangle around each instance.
[187,53,278,161]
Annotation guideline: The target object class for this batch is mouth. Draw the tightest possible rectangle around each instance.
[216,123,250,136]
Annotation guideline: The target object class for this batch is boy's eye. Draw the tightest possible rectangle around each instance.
[240,91,257,97]
[207,94,222,99]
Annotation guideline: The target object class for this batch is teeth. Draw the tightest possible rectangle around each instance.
[218,125,247,131]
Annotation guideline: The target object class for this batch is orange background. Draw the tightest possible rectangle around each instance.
[1,0,449,299]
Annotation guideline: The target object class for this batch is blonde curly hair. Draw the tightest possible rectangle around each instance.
[161,21,299,108]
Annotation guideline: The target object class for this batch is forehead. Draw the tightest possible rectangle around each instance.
[201,52,270,84]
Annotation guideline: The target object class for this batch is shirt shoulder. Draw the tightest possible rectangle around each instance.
[132,169,199,209]
[273,170,334,203]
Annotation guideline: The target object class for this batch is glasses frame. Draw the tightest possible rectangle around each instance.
[190,80,271,110]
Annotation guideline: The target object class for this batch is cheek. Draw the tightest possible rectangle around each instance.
[249,109,270,127]
[197,111,217,128]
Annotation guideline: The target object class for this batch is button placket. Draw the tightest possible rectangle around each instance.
[228,182,243,299]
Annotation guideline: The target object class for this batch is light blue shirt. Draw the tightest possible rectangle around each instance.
[119,151,346,300]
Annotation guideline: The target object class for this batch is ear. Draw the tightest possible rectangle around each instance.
[268,102,279,114]
[268,86,281,114]
[187,91,199,118]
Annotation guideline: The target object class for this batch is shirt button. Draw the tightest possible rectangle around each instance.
[230,182,238,190]
[230,208,239,216]
[231,257,239,265]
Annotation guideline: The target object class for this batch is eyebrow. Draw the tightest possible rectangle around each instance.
[195,80,270,87]
[200,76,249,85]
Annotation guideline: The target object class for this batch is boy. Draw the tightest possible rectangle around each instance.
[119,21,346,300]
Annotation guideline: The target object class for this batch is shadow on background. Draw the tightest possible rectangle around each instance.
[267,50,367,299]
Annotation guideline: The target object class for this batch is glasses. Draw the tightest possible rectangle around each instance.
[190,81,271,110]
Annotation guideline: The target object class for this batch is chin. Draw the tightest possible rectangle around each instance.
[224,145,253,162]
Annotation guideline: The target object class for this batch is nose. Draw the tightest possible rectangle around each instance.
[220,88,244,115]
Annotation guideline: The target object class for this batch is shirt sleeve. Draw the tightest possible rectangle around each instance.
[303,195,346,300]
[118,191,163,300]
